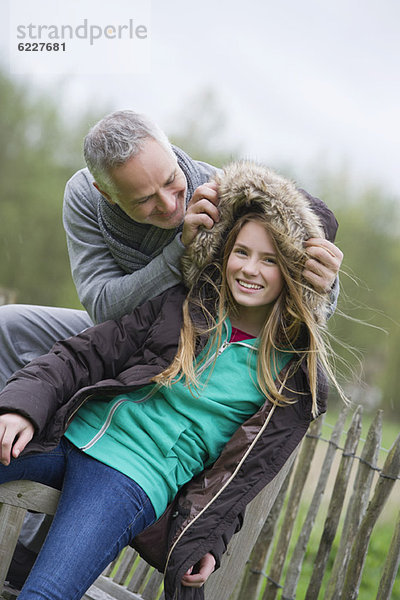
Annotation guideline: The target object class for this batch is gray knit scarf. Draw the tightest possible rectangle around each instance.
[97,146,209,273]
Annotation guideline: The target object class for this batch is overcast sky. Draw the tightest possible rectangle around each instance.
[2,0,399,197]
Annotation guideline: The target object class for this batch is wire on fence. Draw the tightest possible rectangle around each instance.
[305,431,400,480]
[248,569,283,590]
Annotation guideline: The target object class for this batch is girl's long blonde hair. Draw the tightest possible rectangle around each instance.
[154,213,343,418]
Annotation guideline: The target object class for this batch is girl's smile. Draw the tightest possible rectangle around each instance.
[236,280,264,291]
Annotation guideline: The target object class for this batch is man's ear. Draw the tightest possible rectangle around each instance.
[93,182,116,204]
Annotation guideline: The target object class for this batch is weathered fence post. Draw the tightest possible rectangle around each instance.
[204,447,298,600]
[141,570,164,600]
[232,453,294,600]
[325,409,382,600]
[282,405,349,599]
[0,481,59,594]
[0,504,26,589]
[304,406,363,600]
[261,416,324,600]
[376,507,400,600]
[341,433,400,600]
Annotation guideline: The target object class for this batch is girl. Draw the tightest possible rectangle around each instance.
[0,161,339,600]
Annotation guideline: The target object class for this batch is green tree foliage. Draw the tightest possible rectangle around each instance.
[319,173,400,418]
[0,69,104,308]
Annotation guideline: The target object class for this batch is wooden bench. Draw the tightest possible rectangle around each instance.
[0,449,296,600]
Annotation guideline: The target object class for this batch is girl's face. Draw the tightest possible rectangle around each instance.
[226,221,284,317]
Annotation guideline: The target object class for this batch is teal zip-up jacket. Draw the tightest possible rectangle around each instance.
[65,319,293,518]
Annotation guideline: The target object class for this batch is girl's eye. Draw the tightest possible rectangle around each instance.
[263,257,277,265]
[235,248,247,256]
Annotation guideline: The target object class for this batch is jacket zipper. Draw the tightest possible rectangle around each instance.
[66,393,95,426]
[79,398,127,451]
[195,338,229,376]
[195,321,256,376]
[77,388,155,451]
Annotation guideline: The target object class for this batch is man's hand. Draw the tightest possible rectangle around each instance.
[304,238,343,293]
[181,552,216,588]
[181,182,220,247]
[0,413,34,466]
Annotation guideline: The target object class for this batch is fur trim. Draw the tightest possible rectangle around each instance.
[181,161,328,323]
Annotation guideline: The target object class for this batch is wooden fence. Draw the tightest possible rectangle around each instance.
[231,405,400,600]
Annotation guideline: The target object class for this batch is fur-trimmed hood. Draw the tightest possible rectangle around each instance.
[181,161,332,324]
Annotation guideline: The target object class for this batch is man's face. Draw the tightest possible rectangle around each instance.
[96,138,187,229]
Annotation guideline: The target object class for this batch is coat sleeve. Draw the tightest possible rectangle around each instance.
[209,511,244,569]
[63,169,185,322]
[0,289,172,435]
[299,188,340,316]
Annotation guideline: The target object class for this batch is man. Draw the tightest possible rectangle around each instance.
[1,109,342,590]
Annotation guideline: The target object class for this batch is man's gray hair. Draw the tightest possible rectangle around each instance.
[84,110,173,196]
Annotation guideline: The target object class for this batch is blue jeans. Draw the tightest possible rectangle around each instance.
[0,437,156,600]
